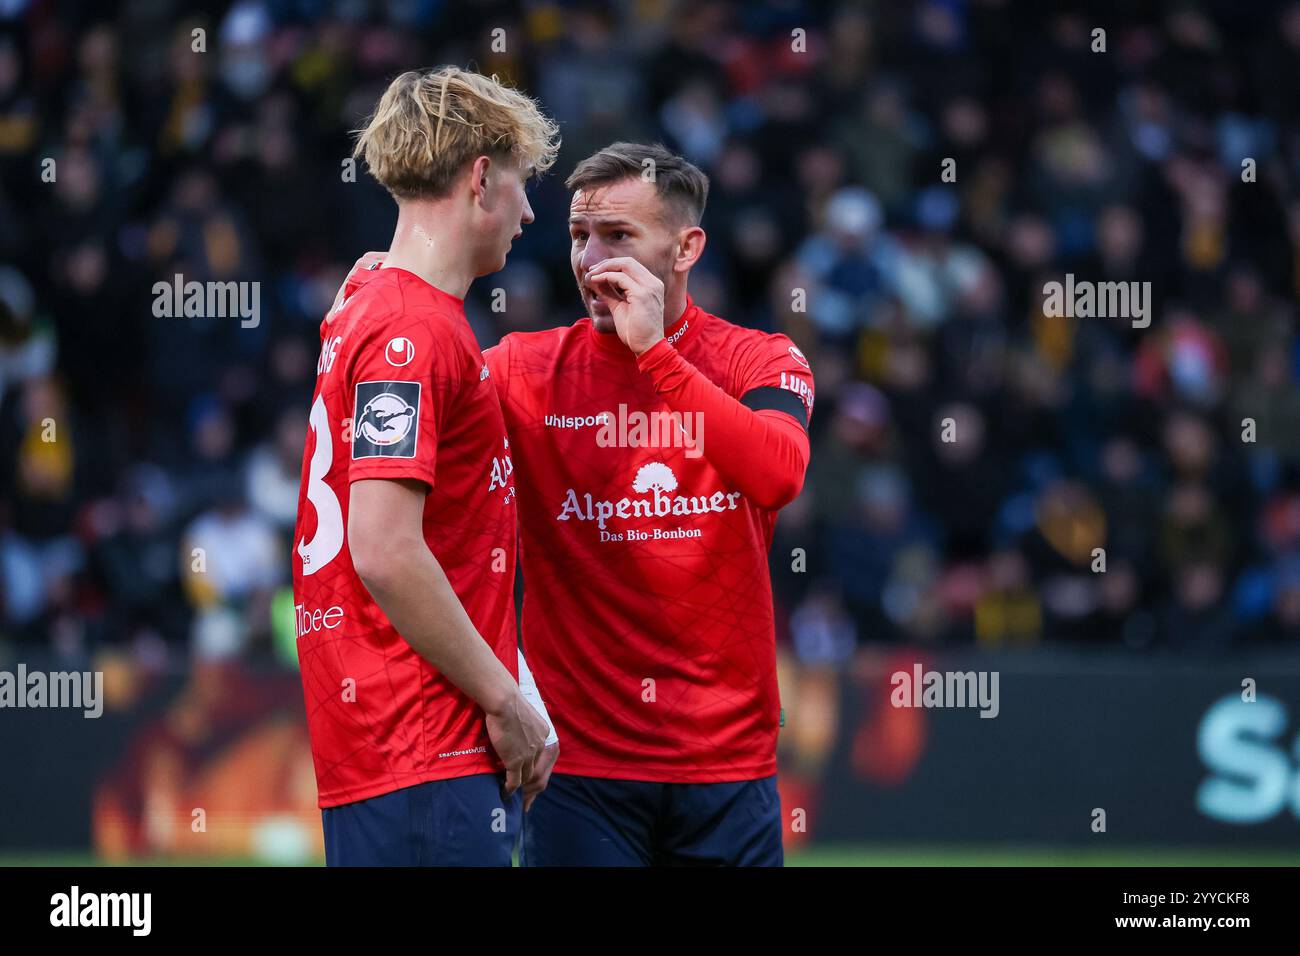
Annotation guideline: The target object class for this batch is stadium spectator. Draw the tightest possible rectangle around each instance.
[2,0,1298,666]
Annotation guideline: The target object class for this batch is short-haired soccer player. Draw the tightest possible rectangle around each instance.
[488,143,814,865]
[291,67,560,866]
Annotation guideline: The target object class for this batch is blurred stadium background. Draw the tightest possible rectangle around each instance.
[2,0,1300,865]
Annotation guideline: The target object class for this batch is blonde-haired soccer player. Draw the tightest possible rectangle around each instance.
[291,67,560,865]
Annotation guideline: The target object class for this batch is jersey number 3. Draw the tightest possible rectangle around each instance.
[298,394,344,575]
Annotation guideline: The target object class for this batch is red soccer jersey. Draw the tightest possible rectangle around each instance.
[292,266,518,808]
[486,297,814,782]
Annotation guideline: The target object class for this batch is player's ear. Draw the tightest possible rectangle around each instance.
[469,154,492,205]
[673,225,706,274]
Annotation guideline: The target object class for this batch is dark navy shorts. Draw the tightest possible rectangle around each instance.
[521,772,783,867]
[322,773,522,866]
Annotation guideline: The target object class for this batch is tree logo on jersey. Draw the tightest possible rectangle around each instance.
[632,461,678,494]
[352,381,419,459]
[385,336,416,367]
[788,345,810,370]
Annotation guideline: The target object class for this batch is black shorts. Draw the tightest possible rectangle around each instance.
[521,772,783,867]
[321,773,521,866]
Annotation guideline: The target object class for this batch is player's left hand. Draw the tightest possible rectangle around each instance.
[585,257,665,356]
[329,250,386,318]
[522,741,559,812]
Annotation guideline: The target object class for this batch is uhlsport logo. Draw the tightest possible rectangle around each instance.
[352,380,419,459]
[385,336,415,366]
[556,461,744,540]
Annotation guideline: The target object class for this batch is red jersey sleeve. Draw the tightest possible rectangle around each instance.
[733,335,815,427]
[635,332,813,511]
[345,313,464,491]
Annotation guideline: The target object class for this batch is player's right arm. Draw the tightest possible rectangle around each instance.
[349,476,549,797]
[587,257,812,510]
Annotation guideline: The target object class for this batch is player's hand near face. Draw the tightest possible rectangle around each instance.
[585,257,665,356]
[486,692,551,801]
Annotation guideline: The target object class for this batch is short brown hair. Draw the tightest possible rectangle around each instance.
[354,66,560,201]
[565,142,709,226]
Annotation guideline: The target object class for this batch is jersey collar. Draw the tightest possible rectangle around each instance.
[664,296,703,349]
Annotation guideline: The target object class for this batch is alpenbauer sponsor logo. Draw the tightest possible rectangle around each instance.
[556,461,742,534]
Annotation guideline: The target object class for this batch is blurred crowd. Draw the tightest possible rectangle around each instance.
[3,0,1300,666]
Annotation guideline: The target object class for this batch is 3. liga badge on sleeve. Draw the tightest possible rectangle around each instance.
[352,381,420,459]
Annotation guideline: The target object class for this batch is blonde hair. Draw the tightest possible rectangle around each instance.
[354,66,560,201]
